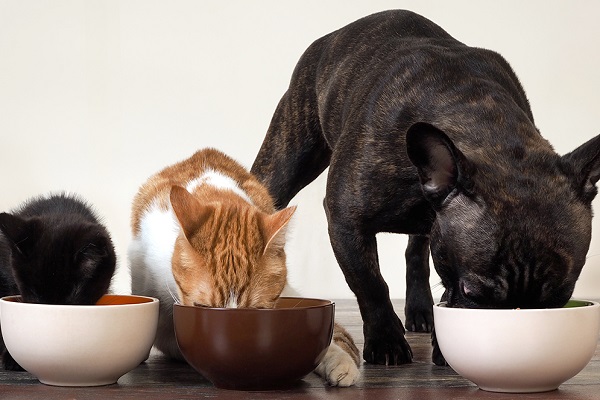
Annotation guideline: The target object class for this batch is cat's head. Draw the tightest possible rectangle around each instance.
[0,213,116,304]
[0,232,15,295]
[407,122,600,309]
[169,185,296,308]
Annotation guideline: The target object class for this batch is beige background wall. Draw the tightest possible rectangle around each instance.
[1,0,599,300]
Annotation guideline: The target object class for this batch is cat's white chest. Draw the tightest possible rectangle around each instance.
[129,203,181,298]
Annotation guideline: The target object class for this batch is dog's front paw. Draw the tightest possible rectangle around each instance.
[2,350,24,371]
[364,336,412,365]
[315,343,360,387]
[431,329,447,366]
[363,316,412,365]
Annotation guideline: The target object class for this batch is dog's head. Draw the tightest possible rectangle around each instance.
[407,122,600,309]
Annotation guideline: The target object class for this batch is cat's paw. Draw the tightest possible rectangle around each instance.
[315,343,360,387]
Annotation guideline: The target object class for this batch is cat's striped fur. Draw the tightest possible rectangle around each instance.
[129,148,360,386]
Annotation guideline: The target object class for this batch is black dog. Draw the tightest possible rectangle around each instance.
[251,10,600,365]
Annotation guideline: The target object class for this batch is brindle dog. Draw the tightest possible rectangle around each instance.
[251,10,600,366]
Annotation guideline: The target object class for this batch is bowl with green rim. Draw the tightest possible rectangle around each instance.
[433,299,600,393]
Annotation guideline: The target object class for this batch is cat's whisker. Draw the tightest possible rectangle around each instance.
[165,280,180,304]
[290,298,304,309]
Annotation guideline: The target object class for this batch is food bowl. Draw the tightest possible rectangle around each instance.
[433,299,600,393]
[173,297,334,390]
[0,294,159,386]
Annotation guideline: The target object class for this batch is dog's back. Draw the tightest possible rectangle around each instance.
[253,10,536,208]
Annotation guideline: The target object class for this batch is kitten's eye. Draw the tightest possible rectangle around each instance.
[193,302,209,308]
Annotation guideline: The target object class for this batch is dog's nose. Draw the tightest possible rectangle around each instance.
[461,282,473,297]
[460,279,476,299]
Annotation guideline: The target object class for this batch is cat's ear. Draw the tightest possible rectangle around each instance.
[73,230,116,303]
[0,213,39,256]
[260,206,296,254]
[561,134,600,203]
[170,186,213,239]
[406,122,475,209]
[75,231,116,273]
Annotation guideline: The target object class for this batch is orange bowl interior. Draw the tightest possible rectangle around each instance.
[95,295,154,306]
[1,294,154,306]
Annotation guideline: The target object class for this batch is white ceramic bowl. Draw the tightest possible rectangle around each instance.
[0,294,159,386]
[433,299,600,393]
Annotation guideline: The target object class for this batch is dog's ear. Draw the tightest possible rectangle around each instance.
[561,134,600,203]
[406,122,474,208]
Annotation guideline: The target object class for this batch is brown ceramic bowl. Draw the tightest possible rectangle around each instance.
[173,297,334,390]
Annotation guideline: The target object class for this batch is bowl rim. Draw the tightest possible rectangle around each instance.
[0,294,158,308]
[173,296,334,311]
[434,299,599,312]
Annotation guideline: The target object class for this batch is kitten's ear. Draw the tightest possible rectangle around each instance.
[76,231,116,271]
[260,206,296,254]
[561,134,600,203]
[170,186,213,239]
[74,231,116,303]
[406,122,475,209]
[0,213,39,255]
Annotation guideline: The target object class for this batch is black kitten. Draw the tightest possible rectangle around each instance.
[0,193,116,370]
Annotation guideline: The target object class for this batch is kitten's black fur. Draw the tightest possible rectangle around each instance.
[0,193,116,370]
[251,10,600,366]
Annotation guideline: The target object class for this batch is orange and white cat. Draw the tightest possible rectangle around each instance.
[129,148,360,387]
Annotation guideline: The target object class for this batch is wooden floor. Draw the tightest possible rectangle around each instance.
[1,299,600,399]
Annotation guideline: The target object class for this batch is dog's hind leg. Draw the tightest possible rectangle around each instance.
[251,96,331,208]
[251,44,331,208]
[404,235,434,332]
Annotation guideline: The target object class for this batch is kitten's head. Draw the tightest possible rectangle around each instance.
[169,185,296,308]
[0,232,16,295]
[407,122,600,309]
[0,213,116,304]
